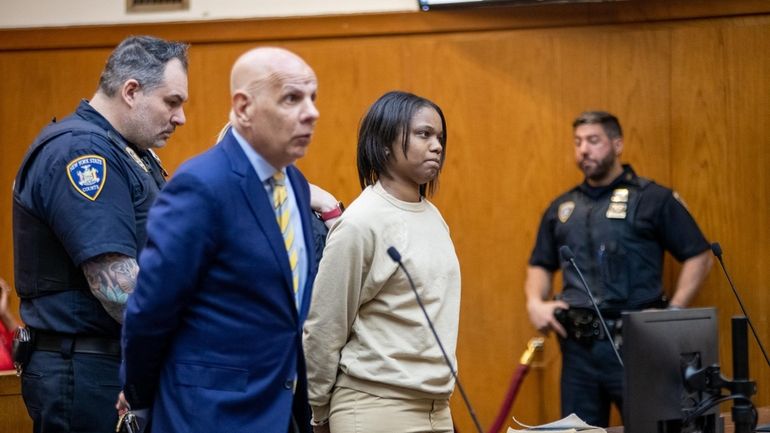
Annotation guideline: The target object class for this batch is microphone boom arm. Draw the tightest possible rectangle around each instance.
[559,245,624,368]
[387,247,485,433]
[711,242,770,367]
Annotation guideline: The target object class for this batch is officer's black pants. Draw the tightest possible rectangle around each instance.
[21,350,121,433]
[559,337,624,427]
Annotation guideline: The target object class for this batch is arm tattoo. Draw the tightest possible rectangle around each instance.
[82,253,139,324]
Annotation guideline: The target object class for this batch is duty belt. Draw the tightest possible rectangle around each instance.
[33,331,121,357]
[555,308,623,346]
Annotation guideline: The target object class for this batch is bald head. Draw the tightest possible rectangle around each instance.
[229,47,319,169]
[230,47,315,96]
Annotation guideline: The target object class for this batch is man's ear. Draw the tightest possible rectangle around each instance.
[121,79,141,107]
[232,91,252,126]
[613,137,624,157]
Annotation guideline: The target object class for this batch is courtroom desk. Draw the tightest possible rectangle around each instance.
[606,407,770,433]
[0,370,32,433]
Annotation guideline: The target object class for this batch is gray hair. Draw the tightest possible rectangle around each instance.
[98,35,189,97]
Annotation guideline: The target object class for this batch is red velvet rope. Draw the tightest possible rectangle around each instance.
[452,363,531,433]
[487,363,531,433]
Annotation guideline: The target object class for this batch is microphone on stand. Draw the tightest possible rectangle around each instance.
[559,245,624,368]
[712,242,770,432]
[387,246,484,433]
[710,242,770,367]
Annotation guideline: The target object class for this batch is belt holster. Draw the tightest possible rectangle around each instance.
[12,326,33,376]
[555,308,624,348]
[555,308,599,344]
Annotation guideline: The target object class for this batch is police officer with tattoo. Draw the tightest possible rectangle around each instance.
[12,36,188,433]
[524,111,712,426]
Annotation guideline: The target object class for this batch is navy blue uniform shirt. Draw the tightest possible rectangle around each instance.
[528,164,709,310]
[530,165,709,272]
[15,100,166,335]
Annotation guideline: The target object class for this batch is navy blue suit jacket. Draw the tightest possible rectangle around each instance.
[122,132,316,433]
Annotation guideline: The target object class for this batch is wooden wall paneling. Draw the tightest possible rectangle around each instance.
[1,4,769,431]
[294,30,573,424]
[296,36,413,206]
[722,18,770,402]
[670,16,723,371]
[0,373,31,433]
[553,30,612,140]
[389,28,572,425]
[388,33,504,424]
[603,25,672,183]
[600,24,679,301]
[1,0,768,51]
[590,25,672,426]
[671,15,770,406]
[152,43,238,175]
[669,18,733,325]
[0,48,110,320]
[551,23,674,178]
[145,35,410,206]
[547,23,676,426]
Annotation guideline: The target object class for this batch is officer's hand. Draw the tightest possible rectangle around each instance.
[116,391,130,416]
[527,299,569,338]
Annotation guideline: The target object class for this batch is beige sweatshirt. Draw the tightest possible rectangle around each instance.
[303,182,461,424]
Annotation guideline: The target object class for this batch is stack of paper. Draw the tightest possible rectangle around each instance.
[507,413,607,433]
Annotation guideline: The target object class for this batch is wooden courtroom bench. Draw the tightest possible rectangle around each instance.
[0,370,32,433]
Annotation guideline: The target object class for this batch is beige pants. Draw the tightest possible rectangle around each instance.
[328,387,453,433]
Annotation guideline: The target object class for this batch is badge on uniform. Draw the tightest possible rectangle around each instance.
[672,191,689,211]
[147,149,168,177]
[610,188,629,203]
[67,155,106,201]
[124,146,149,173]
[606,188,628,219]
[558,201,575,223]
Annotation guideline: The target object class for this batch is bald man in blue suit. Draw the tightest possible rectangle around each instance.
[120,47,321,433]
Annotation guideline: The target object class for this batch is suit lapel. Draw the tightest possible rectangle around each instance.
[221,134,296,302]
[287,166,316,320]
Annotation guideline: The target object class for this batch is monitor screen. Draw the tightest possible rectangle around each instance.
[622,308,720,433]
[417,0,624,10]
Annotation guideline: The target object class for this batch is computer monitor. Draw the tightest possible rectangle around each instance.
[622,307,721,433]
[417,0,618,11]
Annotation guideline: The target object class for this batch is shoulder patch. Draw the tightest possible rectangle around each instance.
[558,201,575,223]
[67,155,107,201]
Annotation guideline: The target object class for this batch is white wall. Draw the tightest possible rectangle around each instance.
[0,0,419,29]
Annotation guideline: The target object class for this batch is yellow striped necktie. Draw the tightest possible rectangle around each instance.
[272,172,299,296]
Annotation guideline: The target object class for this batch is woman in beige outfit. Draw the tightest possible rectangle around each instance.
[304,91,461,433]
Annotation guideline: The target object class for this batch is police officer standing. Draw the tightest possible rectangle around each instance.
[524,111,713,426]
[12,36,188,432]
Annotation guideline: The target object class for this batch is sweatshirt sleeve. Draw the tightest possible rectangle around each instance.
[303,216,371,423]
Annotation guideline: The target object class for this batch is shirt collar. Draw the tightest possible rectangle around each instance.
[230,127,284,183]
[579,164,637,198]
[75,99,127,142]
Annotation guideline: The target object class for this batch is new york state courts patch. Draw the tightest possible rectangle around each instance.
[67,155,107,201]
